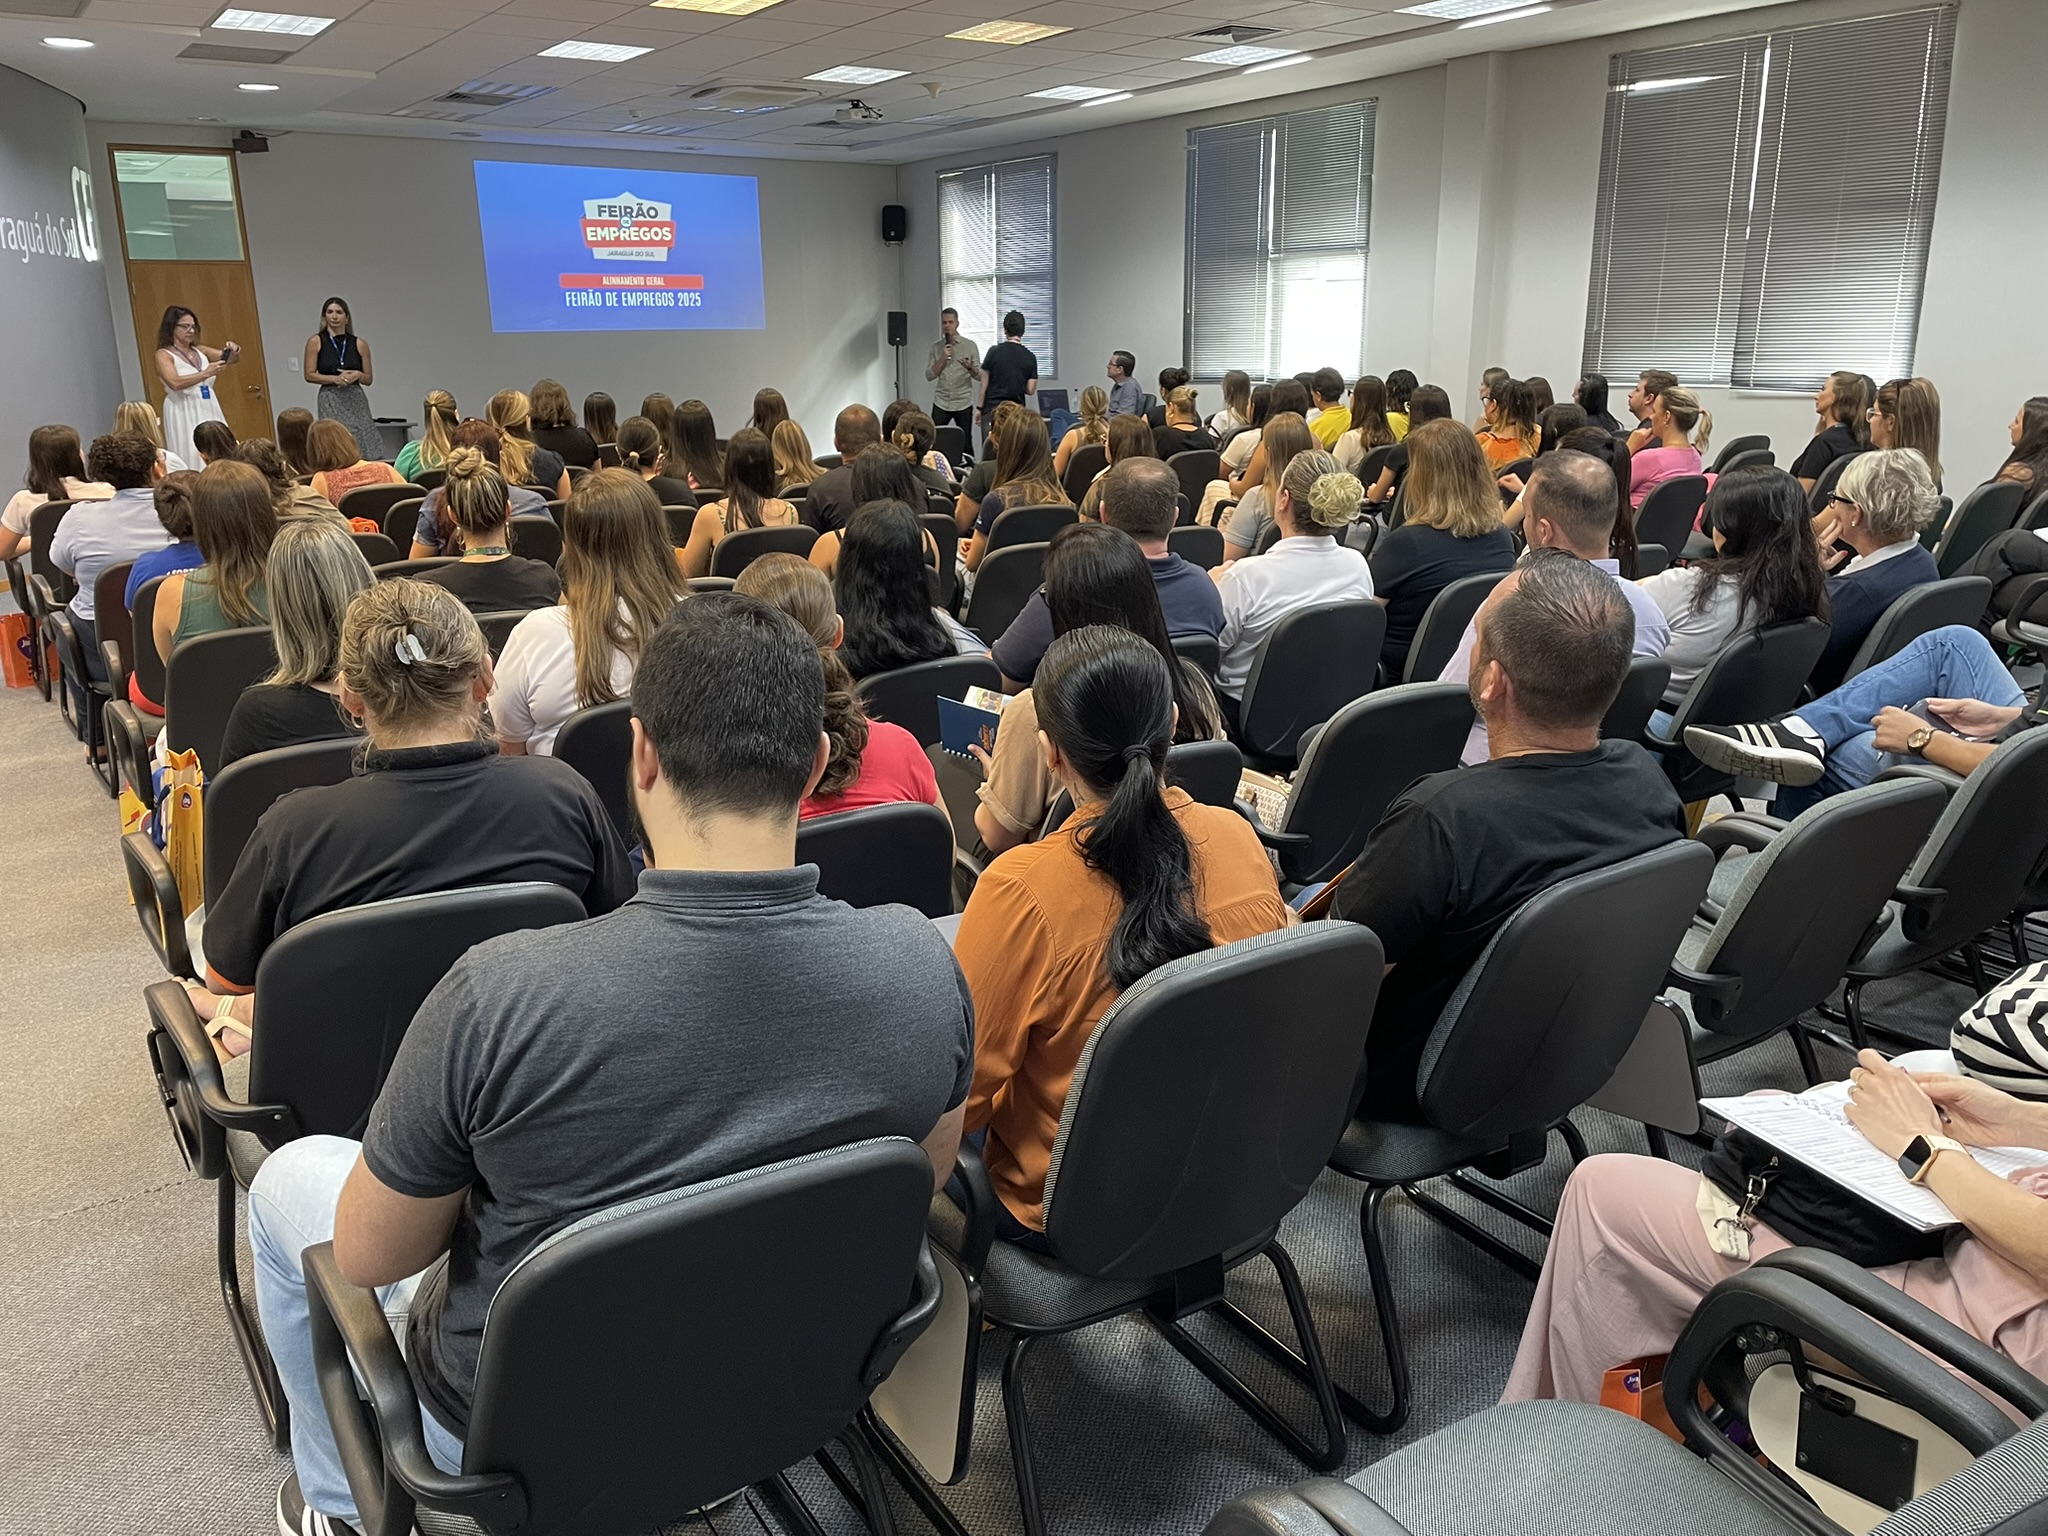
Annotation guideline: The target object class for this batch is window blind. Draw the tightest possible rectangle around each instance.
[938,155,1057,375]
[1186,101,1376,380]
[1584,6,1954,390]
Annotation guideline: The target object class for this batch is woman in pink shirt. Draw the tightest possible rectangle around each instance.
[1627,384,1712,508]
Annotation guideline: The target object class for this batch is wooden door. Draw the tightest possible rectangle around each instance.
[124,264,273,440]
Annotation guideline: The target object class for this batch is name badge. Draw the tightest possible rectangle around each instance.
[199,384,212,400]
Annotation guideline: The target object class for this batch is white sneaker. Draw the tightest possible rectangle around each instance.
[276,1473,361,1536]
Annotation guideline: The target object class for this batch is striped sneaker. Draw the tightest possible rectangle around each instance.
[1683,721,1826,786]
[277,1474,360,1536]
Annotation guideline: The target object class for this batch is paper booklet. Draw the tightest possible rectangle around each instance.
[1702,1051,2048,1232]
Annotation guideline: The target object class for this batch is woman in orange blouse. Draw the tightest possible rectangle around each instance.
[954,625,1293,1239]
[1476,376,1541,470]
[304,417,403,509]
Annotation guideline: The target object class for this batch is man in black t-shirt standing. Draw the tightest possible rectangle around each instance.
[978,308,1038,450]
[1334,551,1686,1124]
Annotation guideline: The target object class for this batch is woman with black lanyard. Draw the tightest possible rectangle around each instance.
[302,296,382,460]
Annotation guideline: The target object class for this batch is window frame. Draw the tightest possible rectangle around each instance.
[936,154,1058,379]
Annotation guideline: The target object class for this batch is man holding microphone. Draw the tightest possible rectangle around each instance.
[927,308,981,443]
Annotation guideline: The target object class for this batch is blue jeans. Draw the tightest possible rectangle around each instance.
[1779,625,2025,814]
[251,1135,464,1524]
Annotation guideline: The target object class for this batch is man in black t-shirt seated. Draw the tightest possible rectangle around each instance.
[1334,551,1687,1124]
[803,404,884,535]
[252,594,975,1536]
[977,309,1038,449]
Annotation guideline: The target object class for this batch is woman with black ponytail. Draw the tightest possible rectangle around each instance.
[956,625,1291,1242]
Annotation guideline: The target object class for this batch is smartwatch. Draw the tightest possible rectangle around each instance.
[1906,725,1936,757]
[1898,1134,1966,1184]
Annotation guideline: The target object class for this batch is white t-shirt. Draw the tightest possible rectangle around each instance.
[1215,535,1376,697]
[2,477,113,537]
[1221,430,1259,476]
[1639,566,1747,704]
[488,604,634,755]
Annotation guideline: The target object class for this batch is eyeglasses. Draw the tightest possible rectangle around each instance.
[1827,492,1856,509]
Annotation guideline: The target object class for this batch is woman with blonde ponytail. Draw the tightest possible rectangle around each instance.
[395,390,458,482]
[1628,384,1713,507]
[1053,385,1111,477]
[418,445,561,613]
[487,388,572,500]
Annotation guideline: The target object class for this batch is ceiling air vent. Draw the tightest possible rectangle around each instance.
[178,42,292,63]
[1180,23,1281,42]
[437,80,556,108]
[611,121,702,136]
[682,82,815,114]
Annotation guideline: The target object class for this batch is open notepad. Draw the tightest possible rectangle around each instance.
[1703,1051,2048,1232]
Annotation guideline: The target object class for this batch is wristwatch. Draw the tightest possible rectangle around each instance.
[1899,1133,1966,1184]
[1906,725,1936,757]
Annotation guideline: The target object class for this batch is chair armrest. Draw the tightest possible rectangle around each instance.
[105,701,153,811]
[1253,822,1316,884]
[1203,1480,1413,1536]
[2003,572,2048,628]
[1695,814,1787,856]
[1894,882,1949,943]
[934,1142,1000,1276]
[304,1243,527,1536]
[30,573,61,616]
[862,1243,943,1387]
[1876,762,1966,794]
[142,978,301,1144]
[1665,961,1742,1026]
[102,639,128,700]
[122,830,192,978]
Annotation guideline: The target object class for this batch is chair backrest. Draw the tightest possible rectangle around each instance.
[1635,475,1710,554]
[1496,456,1534,486]
[687,575,734,593]
[1934,481,2028,578]
[986,502,1076,555]
[1807,450,1865,513]
[465,1139,935,1530]
[1280,683,1475,886]
[1252,520,1285,556]
[414,467,447,491]
[815,453,843,471]
[1632,542,1670,578]
[1601,654,1672,740]
[1719,448,1775,474]
[1237,599,1387,763]
[1164,738,1243,808]
[162,626,278,773]
[663,503,695,546]
[374,556,460,580]
[248,883,588,1143]
[1691,779,1949,1043]
[1417,840,1712,1141]
[1041,925,1386,1279]
[856,654,1001,746]
[474,609,527,658]
[795,802,953,918]
[28,499,74,601]
[1167,449,1222,510]
[1843,576,1993,680]
[379,496,426,548]
[337,482,423,526]
[1710,434,1771,473]
[1663,618,1831,798]
[1903,728,2048,954]
[1169,524,1225,570]
[93,561,135,669]
[934,423,969,465]
[129,576,168,708]
[202,737,360,904]
[708,523,819,578]
[1170,631,1221,679]
[919,512,960,610]
[1922,495,1954,552]
[348,530,399,567]
[1062,443,1107,505]
[962,542,1048,643]
[2020,488,2048,533]
[507,516,564,567]
[1402,571,1507,684]
[553,700,635,844]
[1357,444,1396,487]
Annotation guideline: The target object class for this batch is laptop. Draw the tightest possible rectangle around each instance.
[1036,388,1070,415]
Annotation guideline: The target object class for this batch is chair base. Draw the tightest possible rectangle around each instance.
[216,1172,290,1451]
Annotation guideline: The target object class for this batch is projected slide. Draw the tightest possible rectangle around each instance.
[473,160,766,333]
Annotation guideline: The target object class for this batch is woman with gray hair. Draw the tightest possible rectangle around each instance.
[1807,445,1941,692]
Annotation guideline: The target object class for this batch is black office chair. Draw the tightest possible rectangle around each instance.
[1060,444,1107,506]
[962,544,1048,644]
[1400,571,1507,684]
[1634,475,1709,555]
[1642,618,1831,805]
[815,453,843,471]
[1806,450,1865,514]
[144,882,588,1447]
[373,556,460,580]
[413,467,447,491]
[1717,447,1774,474]
[119,573,169,719]
[1170,631,1221,679]
[1253,683,1474,889]
[892,926,1387,1536]
[709,523,819,578]
[985,503,1076,556]
[307,1138,941,1536]
[856,654,1001,747]
[1252,520,1285,556]
[687,576,735,593]
[1323,840,1712,1434]
[1168,524,1225,570]
[1839,575,1992,680]
[508,515,564,566]
[662,504,696,546]
[1933,480,2028,578]
[1709,433,1771,473]
[162,626,280,780]
[1494,457,1533,495]
[1234,600,1387,771]
[1164,737,1243,807]
[379,497,426,548]
[27,498,76,606]
[1600,654,1672,740]
[934,422,970,466]
[796,802,953,918]
[473,609,528,658]
[554,700,635,845]
[337,482,425,529]
[919,512,960,611]
[1632,541,1670,578]
[1167,449,1222,511]
[2019,487,2048,533]
[348,530,399,567]
[1922,494,1955,552]
[45,603,112,783]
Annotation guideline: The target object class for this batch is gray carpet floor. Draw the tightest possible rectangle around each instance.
[0,676,1983,1536]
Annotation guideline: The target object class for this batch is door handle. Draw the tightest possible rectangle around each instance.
[246,385,262,394]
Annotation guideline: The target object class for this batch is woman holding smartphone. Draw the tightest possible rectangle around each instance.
[154,305,240,471]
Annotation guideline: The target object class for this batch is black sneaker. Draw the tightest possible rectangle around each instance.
[1683,721,1825,786]
[277,1474,360,1536]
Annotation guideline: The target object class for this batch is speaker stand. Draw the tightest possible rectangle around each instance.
[892,342,903,403]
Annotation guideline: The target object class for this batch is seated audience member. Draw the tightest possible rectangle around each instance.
[993,457,1226,689]
[190,576,633,1053]
[640,392,675,458]
[1960,400,2048,614]
[1153,386,1217,459]
[152,459,278,662]
[613,415,697,510]
[1470,367,1509,431]
[527,378,598,470]
[1624,368,1680,449]
[1214,452,1374,718]
[954,402,1021,529]
[1791,371,1875,491]
[958,624,1288,1237]
[305,419,403,508]
[249,593,972,1535]
[1476,378,1540,470]
[487,389,572,501]
[750,386,791,441]
[394,390,458,483]
[734,555,945,822]
[1994,396,2048,497]
[1105,351,1142,418]
[1638,467,1828,710]
[47,434,172,701]
[1308,368,1352,449]
[669,399,725,492]
[1221,412,1316,559]
[1333,375,1397,476]
[1573,373,1623,435]
[963,411,1071,572]
[1219,384,1272,481]
[1369,420,1518,676]
[1336,552,1688,1122]
[679,427,800,579]
[1685,624,2033,814]
[975,523,1223,854]
[583,391,617,455]
[1145,366,1190,430]
[191,419,237,467]
[1384,370,1418,441]
[810,444,937,575]
[275,407,316,478]
[1,423,112,561]
[890,407,957,493]
[1535,402,1590,457]
[1507,1048,2048,1402]
[834,499,986,679]
[1227,380,1312,500]
[1078,412,1163,522]
[116,399,188,473]
[417,447,561,614]
[1439,451,1673,761]
[1209,369,1252,442]
[773,419,828,496]
[124,470,205,610]
[1870,376,1944,487]
[1526,376,1556,414]
[1555,427,1639,571]
[1804,447,1941,692]
[491,469,685,755]
[1628,385,1712,508]
[410,421,550,557]
[219,518,374,766]
[235,437,342,524]
[1365,384,1454,506]
[806,405,884,535]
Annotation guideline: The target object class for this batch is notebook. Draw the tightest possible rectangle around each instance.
[937,690,1005,761]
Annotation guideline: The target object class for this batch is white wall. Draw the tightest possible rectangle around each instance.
[88,125,904,448]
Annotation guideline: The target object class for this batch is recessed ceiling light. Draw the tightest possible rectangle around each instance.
[1456,4,1549,26]
[805,65,906,84]
[1027,84,1120,100]
[1086,92,1132,104]
[1244,53,1311,73]
[211,8,334,35]
[539,40,652,61]
[1184,44,1296,65]
[237,81,281,90]
[1398,0,1529,15]
[945,20,1071,44]
[649,0,784,13]
[42,36,93,49]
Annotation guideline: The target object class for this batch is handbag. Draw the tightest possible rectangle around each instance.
[1700,1127,1949,1269]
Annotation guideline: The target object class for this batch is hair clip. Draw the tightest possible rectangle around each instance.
[395,632,428,666]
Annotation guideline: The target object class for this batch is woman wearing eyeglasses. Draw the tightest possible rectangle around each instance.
[1869,377,1943,489]
[1806,448,1941,693]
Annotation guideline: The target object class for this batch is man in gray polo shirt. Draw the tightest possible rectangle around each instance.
[926,306,981,442]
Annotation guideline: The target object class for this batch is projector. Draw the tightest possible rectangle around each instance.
[834,100,884,124]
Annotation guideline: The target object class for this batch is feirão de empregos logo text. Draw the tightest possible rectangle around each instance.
[580,192,675,263]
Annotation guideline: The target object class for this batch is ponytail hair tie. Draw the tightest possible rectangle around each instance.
[1122,744,1152,768]
[394,632,428,666]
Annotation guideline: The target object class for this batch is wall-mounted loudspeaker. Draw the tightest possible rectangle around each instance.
[887,311,909,347]
[882,204,907,244]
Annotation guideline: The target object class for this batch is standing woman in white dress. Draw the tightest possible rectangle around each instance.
[303,296,383,461]
[153,306,239,471]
